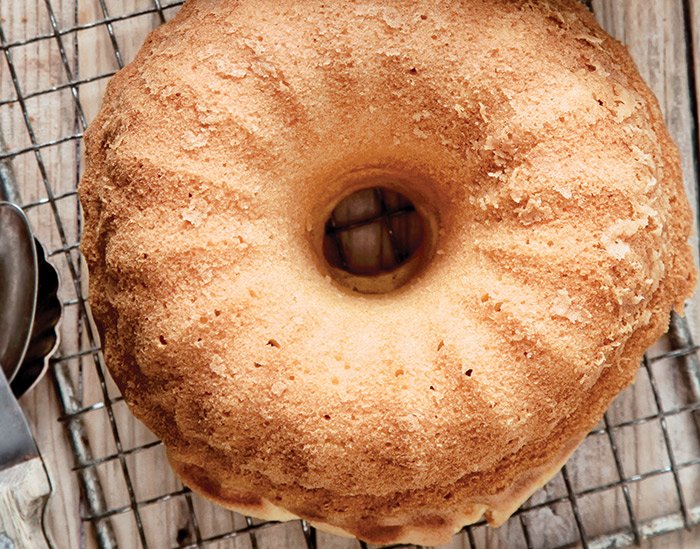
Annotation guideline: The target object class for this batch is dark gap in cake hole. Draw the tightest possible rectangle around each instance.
[323,187,424,277]
[159,335,167,345]
[176,528,190,544]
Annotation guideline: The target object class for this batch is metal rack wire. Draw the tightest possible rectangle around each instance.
[0,0,699,548]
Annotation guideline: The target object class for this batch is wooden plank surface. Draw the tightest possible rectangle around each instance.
[0,1,699,548]
[1,1,87,548]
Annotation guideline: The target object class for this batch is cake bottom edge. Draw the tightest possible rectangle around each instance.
[167,428,586,546]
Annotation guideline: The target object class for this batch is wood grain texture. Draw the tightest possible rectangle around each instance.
[0,458,51,549]
[1,1,87,548]
[0,0,698,548]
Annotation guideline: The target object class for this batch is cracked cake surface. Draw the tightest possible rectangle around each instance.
[79,0,697,544]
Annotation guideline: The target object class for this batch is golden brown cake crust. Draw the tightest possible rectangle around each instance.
[79,0,697,544]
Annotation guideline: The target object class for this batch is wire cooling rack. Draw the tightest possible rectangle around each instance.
[1,0,699,548]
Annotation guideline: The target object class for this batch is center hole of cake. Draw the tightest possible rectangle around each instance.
[322,187,426,289]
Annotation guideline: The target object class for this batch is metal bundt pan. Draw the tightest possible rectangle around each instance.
[10,238,62,398]
[1,140,62,398]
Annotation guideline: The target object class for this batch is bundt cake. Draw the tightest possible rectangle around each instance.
[79,0,697,544]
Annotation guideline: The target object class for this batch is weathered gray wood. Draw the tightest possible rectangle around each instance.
[1,0,87,548]
[0,458,51,549]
